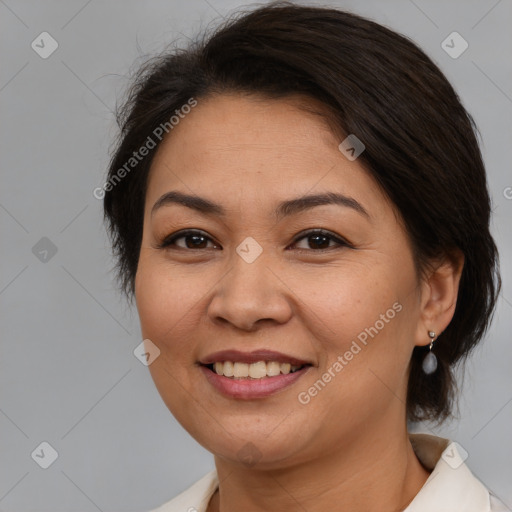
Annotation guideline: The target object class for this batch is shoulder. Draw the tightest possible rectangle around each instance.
[406,433,510,512]
[146,470,218,512]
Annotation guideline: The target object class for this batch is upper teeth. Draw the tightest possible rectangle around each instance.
[213,361,303,379]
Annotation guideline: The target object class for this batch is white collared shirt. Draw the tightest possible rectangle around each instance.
[148,433,509,512]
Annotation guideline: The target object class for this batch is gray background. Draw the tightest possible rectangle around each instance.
[0,0,511,510]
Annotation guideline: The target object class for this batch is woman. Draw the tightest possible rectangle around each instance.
[103,3,505,511]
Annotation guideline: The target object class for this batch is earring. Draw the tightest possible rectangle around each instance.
[422,331,438,375]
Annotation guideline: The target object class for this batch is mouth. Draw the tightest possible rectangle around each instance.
[201,361,309,379]
[198,349,313,399]
[199,349,313,379]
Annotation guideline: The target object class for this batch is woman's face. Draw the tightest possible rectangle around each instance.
[135,93,428,468]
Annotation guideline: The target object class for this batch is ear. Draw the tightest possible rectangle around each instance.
[414,249,465,347]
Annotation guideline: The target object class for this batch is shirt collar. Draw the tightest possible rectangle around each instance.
[404,432,491,511]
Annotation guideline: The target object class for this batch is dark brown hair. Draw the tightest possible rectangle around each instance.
[103,2,500,423]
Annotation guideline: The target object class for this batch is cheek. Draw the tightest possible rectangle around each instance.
[134,256,205,421]
[293,260,415,398]
[135,255,201,355]
[292,260,402,346]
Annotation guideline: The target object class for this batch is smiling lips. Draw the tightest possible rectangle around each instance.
[199,349,312,398]
[212,360,303,379]
[200,349,312,377]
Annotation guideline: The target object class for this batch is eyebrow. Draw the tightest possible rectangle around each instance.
[151,190,370,220]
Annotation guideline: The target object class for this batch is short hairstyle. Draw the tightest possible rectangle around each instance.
[103,2,501,423]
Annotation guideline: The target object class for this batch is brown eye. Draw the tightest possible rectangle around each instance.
[291,229,349,251]
[159,230,219,250]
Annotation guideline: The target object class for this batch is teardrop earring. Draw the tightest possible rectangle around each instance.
[422,331,438,375]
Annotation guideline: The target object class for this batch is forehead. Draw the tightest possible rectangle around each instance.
[145,93,388,216]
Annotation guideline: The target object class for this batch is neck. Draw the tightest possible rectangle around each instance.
[207,425,431,512]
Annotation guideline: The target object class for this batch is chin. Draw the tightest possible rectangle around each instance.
[196,426,309,469]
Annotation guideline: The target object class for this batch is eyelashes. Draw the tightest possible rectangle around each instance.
[158,230,218,250]
[156,228,352,252]
[291,229,351,251]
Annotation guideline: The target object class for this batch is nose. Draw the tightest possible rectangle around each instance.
[206,252,293,331]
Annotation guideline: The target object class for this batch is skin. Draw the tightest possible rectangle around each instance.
[135,93,464,512]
